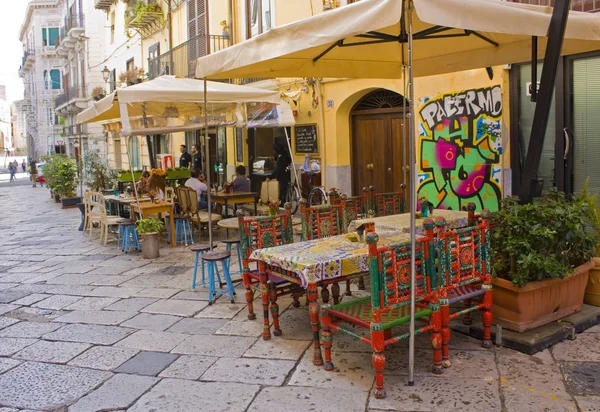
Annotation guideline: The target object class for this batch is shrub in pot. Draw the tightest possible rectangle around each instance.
[53,157,81,208]
[136,218,164,259]
[84,150,119,193]
[490,190,599,332]
[581,184,600,306]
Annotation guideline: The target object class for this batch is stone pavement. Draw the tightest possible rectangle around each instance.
[0,180,599,412]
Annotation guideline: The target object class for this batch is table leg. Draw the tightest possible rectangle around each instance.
[169,208,176,248]
[224,199,229,219]
[307,283,323,366]
[254,198,258,216]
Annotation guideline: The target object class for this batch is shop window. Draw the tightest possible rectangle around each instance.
[246,0,272,39]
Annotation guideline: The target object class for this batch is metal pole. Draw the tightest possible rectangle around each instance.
[283,127,299,192]
[127,135,141,211]
[407,0,417,387]
[79,129,83,197]
[402,43,408,187]
[204,78,213,250]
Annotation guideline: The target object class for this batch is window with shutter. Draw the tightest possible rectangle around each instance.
[42,28,47,46]
[48,28,59,46]
[188,0,207,75]
[50,70,61,90]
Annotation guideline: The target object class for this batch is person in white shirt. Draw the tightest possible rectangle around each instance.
[185,169,208,209]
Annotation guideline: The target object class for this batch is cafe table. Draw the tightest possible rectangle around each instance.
[104,194,149,217]
[249,209,471,366]
[211,191,259,218]
[130,200,176,248]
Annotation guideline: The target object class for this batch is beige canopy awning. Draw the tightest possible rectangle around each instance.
[195,0,600,80]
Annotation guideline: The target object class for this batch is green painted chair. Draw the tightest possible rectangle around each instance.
[373,184,406,217]
[320,219,442,399]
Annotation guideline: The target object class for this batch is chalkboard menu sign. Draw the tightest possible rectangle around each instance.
[235,128,243,162]
[294,124,318,154]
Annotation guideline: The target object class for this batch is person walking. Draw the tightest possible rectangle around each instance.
[30,160,38,187]
[21,159,26,173]
[9,161,17,182]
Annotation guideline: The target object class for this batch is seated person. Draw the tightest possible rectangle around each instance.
[147,173,165,201]
[185,169,209,209]
[231,165,251,192]
[135,171,150,195]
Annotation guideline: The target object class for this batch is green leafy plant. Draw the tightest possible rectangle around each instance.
[52,156,78,198]
[41,153,68,191]
[491,189,600,287]
[84,150,118,191]
[135,218,164,234]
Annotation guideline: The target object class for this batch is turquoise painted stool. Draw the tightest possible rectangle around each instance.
[202,250,235,305]
[191,243,222,289]
[221,238,243,274]
[168,215,194,246]
[117,219,140,253]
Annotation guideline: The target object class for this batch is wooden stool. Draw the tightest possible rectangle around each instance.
[202,250,235,305]
[190,243,219,289]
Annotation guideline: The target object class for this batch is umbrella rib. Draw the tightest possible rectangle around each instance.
[413,26,449,39]
[339,39,395,47]
[467,30,500,47]
[313,39,343,63]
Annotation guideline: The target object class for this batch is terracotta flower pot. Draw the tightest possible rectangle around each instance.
[584,257,600,306]
[492,260,594,333]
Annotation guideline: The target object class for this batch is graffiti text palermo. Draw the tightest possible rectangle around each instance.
[420,86,502,129]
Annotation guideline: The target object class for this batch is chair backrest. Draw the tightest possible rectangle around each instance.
[366,219,436,314]
[300,199,344,240]
[90,193,107,219]
[374,184,406,217]
[340,193,369,230]
[259,179,280,204]
[175,186,189,214]
[180,187,199,216]
[434,211,491,290]
[237,204,294,264]
[165,187,175,203]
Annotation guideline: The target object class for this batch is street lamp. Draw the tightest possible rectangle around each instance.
[101,66,111,92]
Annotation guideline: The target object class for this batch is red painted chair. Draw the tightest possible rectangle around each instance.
[320,220,443,399]
[434,211,493,369]
[373,184,406,217]
[237,204,302,339]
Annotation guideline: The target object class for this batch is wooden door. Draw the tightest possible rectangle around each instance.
[351,113,406,195]
[390,114,408,196]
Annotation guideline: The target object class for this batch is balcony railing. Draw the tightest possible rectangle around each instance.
[148,33,231,79]
[63,124,88,137]
[65,12,85,33]
[21,49,35,67]
[94,0,113,10]
[55,85,87,108]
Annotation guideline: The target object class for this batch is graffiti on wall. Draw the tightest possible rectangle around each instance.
[418,85,503,212]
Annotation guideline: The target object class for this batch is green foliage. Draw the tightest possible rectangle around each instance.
[491,189,600,287]
[84,150,118,192]
[126,0,163,25]
[52,156,78,198]
[135,218,164,234]
[41,153,68,191]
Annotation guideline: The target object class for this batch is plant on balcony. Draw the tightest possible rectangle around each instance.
[91,86,106,101]
[125,0,163,27]
[84,149,119,192]
[119,66,145,86]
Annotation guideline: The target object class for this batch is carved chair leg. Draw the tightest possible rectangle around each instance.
[463,299,473,325]
[357,276,366,290]
[269,281,282,336]
[320,305,334,371]
[320,285,330,304]
[331,282,340,305]
[259,263,271,340]
[307,283,323,366]
[344,279,352,296]
[243,272,256,320]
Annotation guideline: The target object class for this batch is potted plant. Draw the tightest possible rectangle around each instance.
[136,218,164,259]
[91,86,106,101]
[41,154,63,202]
[52,156,81,208]
[84,150,119,193]
[490,190,599,332]
[581,182,600,306]
[119,67,144,86]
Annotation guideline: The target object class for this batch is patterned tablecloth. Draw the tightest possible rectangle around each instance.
[347,210,469,234]
[249,232,411,287]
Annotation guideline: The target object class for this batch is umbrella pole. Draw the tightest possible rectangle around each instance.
[204,78,213,250]
[407,0,417,387]
[283,127,300,194]
[402,44,408,187]
[126,135,141,211]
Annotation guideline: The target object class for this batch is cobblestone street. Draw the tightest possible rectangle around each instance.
[0,182,599,412]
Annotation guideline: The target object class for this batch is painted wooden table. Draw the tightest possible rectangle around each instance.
[130,200,176,248]
[348,209,470,234]
[218,216,302,230]
[211,191,259,218]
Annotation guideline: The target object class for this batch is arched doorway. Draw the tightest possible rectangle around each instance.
[351,89,408,195]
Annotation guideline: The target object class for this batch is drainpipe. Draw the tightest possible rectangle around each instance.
[168,0,173,75]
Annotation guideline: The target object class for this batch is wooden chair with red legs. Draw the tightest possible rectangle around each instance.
[373,184,407,217]
[320,220,443,399]
[237,204,301,339]
[433,210,493,370]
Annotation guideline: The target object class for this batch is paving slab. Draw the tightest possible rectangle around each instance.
[552,333,600,362]
[561,361,600,396]
[69,346,140,371]
[576,396,600,412]
[248,386,369,412]
[215,319,265,337]
[0,321,61,338]
[43,323,134,345]
[46,273,107,285]
[45,285,98,296]
[14,340,91,363]
[172,334,256,357]
[0,304,20,315]
[104,297,158,312]
[0,362,111,410]
[128,379,260,412]
[159,355,218,380]
[116,329,188,352]
[121,313,182,331]
[63,296,120,311]
[275,307,314,341]
[288,351,374,392]
[243,338,311,361]
[0,316,19,330]
[0,289,33,304]
[201,357,295,386]
[166,317,227,335]
[86,286,144,298]
[134,288,181,299]
[0,337,37,356]
[114,351,179,376]
[195,302,246,319]
[53,309,137,325]
[32,295,83,310]
[69,373,159,412]
[170,290,211,300]
[141,299,208,317]
[10,293,52,306]
[369,375,501,411]
[0,358,21,374]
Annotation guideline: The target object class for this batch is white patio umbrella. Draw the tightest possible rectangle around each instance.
[193,0,600,384]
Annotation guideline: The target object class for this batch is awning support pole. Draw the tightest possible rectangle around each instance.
[204,78,213,250]
[407,0,417,387]
[519,0,571,202]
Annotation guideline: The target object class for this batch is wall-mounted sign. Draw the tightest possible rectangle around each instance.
[526,82,541,97]
[294,124,318,154]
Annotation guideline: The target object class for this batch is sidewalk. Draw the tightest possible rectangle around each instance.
[0,179,598,411]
